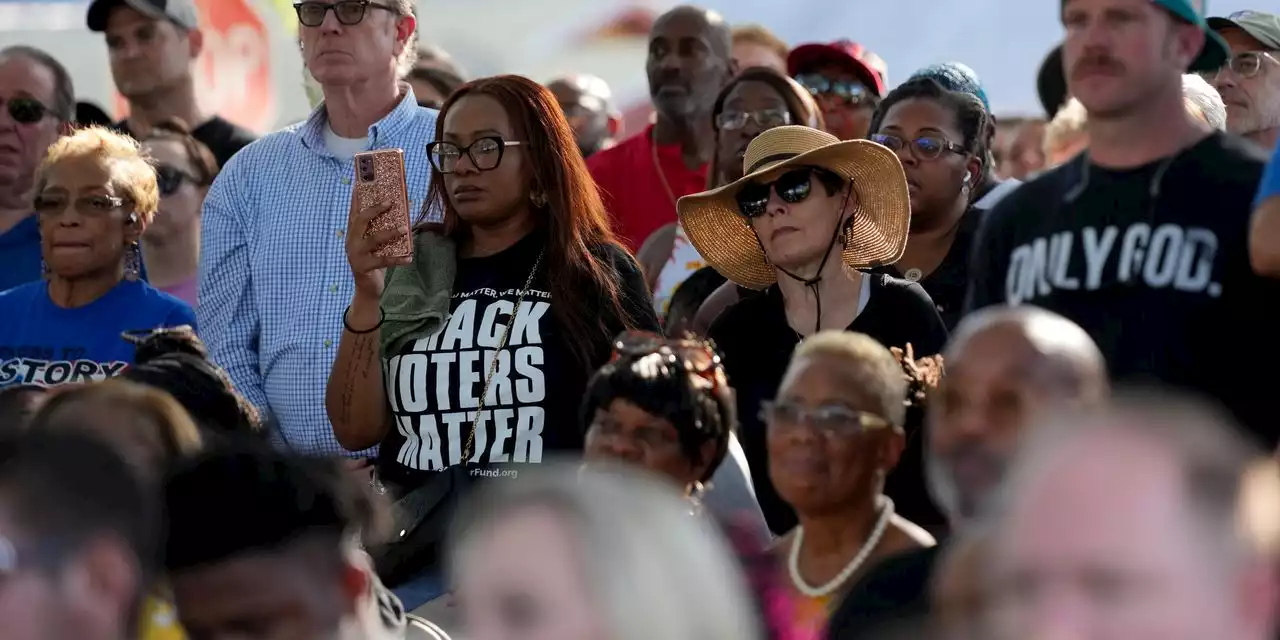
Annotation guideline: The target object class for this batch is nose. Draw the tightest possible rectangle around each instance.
[1212,69,1237,90]
[764,190,788,218]
[599,436,643,463]
[319,6,344,33]
[658,50,681,74]
[452,152,480,176]
[893,142,918,167]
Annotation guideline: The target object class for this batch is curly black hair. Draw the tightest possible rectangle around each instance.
[119,326,262,437]
[579,335,736,483]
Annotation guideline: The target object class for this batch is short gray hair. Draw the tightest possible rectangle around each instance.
[450,463,764,640]
[0,46,74,122]
[1182,73,1227,131]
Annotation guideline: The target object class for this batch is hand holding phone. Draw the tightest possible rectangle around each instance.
[347,149,413,300]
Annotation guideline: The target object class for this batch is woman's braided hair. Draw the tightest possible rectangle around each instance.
[119,326,262,437]
[891,343,944,409]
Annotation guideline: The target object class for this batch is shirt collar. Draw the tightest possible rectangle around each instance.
[301,83,423,156]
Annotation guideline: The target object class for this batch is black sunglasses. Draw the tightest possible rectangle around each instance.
[869,133,967,160]
[293,0,395,27]
[427,136,524,174]
[4,97,50,125]
[155,164,201,196]
[734,167,836,218]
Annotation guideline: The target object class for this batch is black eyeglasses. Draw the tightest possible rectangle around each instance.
[734,167,837,218]
[795,73,877,107]
[154,164,200,196]
[427,136,525,174]
[759,400,893,437]
[1200,51,1278,80]
[716,108,791,131]
[869,133,967,161]
[612,331,721,376]
[3,97,50,125]
[293,0,396,27]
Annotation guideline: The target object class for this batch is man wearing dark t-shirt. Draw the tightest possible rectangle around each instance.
[966,0,1280,446]
[86,0,257,167]
[827,307,1107,640]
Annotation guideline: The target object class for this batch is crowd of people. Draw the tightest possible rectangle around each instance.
[1,0,1280,638]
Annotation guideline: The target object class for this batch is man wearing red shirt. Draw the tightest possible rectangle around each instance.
[588,5,735,252]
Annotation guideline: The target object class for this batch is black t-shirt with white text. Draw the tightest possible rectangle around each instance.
[377,230,659,486]
[966,132,1279,445]
[708,274,949,534]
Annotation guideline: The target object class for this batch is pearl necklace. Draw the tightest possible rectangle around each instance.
[787,496,895,598]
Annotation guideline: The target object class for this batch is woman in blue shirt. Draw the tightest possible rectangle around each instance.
[0,126,195,388]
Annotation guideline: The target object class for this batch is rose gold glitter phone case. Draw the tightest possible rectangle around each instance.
[354,149,412,259]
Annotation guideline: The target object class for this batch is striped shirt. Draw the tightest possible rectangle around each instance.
[198,88,437,456]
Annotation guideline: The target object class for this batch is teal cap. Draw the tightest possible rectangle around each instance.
[1152,0,1230,71]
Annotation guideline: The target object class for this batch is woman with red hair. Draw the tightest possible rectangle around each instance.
[327,75,659,609]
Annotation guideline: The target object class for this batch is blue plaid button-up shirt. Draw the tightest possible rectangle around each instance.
[198,89,438,456]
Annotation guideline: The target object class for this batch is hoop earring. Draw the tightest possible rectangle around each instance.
[530,191,548,208]
[124,242,141,281]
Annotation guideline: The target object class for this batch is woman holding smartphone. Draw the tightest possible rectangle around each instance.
[326,75,659,609]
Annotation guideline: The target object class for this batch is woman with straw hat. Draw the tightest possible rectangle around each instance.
[683,125,948,535]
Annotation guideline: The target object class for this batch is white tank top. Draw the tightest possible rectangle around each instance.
[652,224,706,317]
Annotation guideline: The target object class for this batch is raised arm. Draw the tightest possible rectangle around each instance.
[1250,146,1280,277]
[325,199,411,451]
[197,166,269,414]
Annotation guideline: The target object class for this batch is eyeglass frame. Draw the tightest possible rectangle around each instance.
[716,108,792,132]
[426,136,526,174]
[794,73,879,107]
[1200,50,1279,81]
[758,399,895,437]
[610,330,725,391]
[33,193,132,220]
[869,133,969,161]
[292,0,397,27]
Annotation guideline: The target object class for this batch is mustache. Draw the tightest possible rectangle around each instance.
[1072,54,1125,80]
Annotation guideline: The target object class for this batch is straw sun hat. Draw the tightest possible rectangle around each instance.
[676,126,910,290]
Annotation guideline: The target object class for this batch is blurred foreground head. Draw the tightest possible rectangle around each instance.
[0,429,157,640]
[985,391,1277,640]
[164,444,392,640]
[450,462,763,640]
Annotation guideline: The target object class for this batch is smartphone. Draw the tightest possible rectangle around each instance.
[354,148,412,259]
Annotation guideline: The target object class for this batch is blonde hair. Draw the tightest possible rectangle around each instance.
[1182,73,1227,131]
[731,24,788,61]
[39,126,159,224]
[33,380,202,463]
[791,331,908,425]
[451,462,763,640]
[1042,98,1089,160]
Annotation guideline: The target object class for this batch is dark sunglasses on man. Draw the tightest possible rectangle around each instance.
[2,97,51,125]
[794,73,878,108]
[293,0,397,27]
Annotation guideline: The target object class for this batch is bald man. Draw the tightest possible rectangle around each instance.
[987,396,1276,640]
[826,305,1107,640]
[546,74,620,158]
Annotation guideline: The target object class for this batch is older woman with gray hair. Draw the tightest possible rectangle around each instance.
[449,463,765,640]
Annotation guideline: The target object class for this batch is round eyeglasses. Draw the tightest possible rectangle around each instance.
[293,0,396,27]
[869,133,967,161]
[427,136,525,174]
[1200,51,1278,81]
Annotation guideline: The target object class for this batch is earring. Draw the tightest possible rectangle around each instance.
[124,242,141,281]
[530,191,548,208]
[841,217,853,247]
[40,258,50,280]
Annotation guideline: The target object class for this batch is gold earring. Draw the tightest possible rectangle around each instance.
[530,191,548,208]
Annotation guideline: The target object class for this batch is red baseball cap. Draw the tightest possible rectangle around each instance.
[787,40,888,96]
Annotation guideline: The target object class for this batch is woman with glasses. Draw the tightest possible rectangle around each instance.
[764,331,938,635]
[580,330,770,543]
[639,67,822,330]
[866,78,990,332]
[677,126,946,536]
[0,126,195,390]
[139,119,218,307]
[329,75,659,609]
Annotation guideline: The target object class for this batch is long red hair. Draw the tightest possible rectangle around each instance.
[421,75,636,370]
